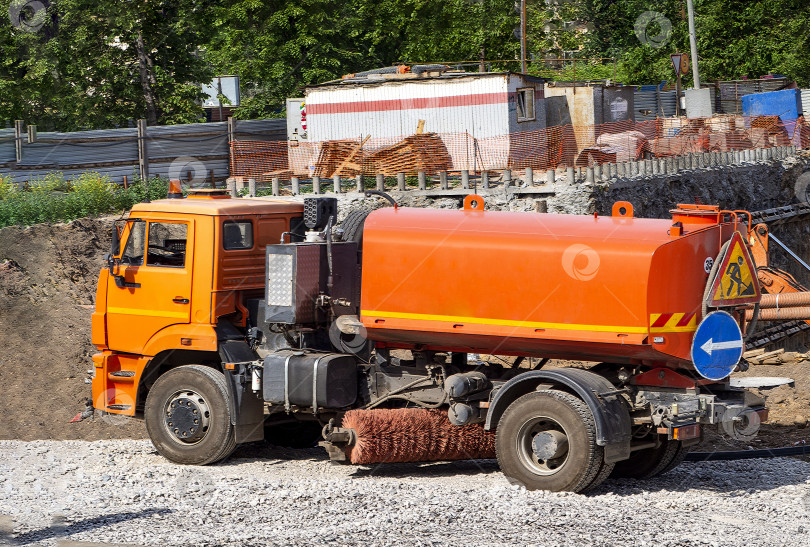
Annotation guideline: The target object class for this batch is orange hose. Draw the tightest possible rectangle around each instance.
[756,292,810,308]
[745,306,810,321]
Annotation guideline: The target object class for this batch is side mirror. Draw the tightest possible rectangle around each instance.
[108,222,123,276]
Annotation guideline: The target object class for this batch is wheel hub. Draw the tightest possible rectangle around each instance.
[516,417,570,476]
[164,391,210,443]
[532,430,569,460]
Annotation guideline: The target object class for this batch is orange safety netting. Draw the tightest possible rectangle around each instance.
[230,115,805,182]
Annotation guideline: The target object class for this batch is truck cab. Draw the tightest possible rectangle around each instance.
[91,190,304,425]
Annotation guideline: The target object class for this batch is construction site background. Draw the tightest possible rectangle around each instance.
[230,115,810,186]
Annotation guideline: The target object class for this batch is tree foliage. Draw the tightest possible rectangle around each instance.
[2,0,810,130]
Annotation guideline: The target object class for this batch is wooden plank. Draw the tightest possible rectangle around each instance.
[333,135,370,177]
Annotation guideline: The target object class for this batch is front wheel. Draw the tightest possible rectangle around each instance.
[145,365,236,465]
[495,390,607,492]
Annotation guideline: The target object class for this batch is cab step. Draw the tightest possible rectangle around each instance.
[108,370,136,382]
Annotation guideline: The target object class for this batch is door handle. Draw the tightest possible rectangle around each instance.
[172,297,190,304]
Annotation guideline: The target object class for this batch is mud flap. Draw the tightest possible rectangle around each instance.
[217,332,264,444]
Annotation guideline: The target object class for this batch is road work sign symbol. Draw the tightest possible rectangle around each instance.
[708,231,760,307]
[691,311,744,381]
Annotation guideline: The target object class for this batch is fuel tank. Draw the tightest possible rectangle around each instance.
[359,201,743,368]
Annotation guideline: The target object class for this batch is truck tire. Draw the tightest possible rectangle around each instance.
[338,209,371,245]
[145,365,237,465]
[610,438,687,479]
[495,390,606,492]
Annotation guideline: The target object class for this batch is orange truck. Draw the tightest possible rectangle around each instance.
[90,188,766,492]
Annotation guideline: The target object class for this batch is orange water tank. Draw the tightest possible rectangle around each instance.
[359,201,741,368]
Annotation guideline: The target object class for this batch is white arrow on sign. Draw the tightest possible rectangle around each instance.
[700,338,743,356]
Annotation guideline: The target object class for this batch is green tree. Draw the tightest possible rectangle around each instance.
[0,0,213,130]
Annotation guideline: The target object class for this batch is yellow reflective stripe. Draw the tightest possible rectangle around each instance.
[108,307,188,319]
[650,325,698,333]
[361,310,649,334]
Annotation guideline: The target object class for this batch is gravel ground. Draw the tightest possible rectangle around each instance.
[1,440,810,547]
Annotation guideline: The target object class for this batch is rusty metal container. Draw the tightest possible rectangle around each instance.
[360,201,739,368]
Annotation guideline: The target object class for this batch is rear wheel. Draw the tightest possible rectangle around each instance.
[495,390,606,492]
[610,437,688,479]
[145,365,236,465]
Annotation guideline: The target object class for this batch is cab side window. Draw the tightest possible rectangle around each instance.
[121,222,146,266]
[223,221,253,250]
[146,222,187,267]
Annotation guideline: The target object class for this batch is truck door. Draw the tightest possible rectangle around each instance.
[106,219,194,354]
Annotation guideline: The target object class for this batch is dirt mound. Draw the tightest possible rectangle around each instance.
[0,217,144,440]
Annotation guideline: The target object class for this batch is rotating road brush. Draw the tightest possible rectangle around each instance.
[339,408,496,464]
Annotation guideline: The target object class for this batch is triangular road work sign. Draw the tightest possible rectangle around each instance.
[671,53,682,74]
[708,231,761,307]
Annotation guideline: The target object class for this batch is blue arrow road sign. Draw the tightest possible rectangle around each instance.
[691,311,744,381]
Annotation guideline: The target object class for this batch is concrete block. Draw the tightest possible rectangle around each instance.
[313,176,321,194]
[585,167,594,183]
[482,171,490,188]
[418,171,427,190]
[546,169,555,185]
[566,166,575,184]
[397,172,406,190]
[461,170,470,189]
[333,174,341,193]
[248,178,256,197]
[376,173,385,191]
[525,167,533,186]
[272,177,280,196]
[291,176,300,194]
[685,88,713,118]
[356,174,364,192]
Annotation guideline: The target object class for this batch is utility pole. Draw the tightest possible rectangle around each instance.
[686,0,701,88]
[520,0,527,73]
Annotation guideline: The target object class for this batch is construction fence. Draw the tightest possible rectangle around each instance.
[230,115,810,191]
[0,119,286,186]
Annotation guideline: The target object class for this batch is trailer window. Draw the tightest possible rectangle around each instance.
[146,222,187,267]
[121,222,146,266]
[516,88,535,122]
[223,221,253,250]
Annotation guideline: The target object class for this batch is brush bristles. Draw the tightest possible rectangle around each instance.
[341,408,496,464]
